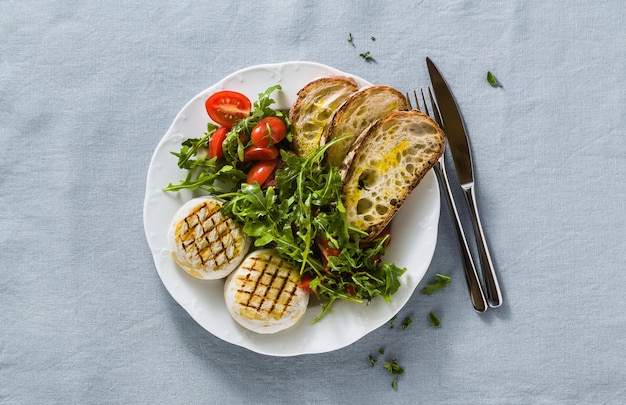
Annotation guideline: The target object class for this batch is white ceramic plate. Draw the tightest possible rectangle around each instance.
[143,61,440,356]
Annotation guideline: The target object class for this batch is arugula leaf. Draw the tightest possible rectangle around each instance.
[420,273,451,295]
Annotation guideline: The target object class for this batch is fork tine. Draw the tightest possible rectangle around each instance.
[407,87,443,127]
[420,89,430,116]
[426,87,443,128]
[406,90,423,112]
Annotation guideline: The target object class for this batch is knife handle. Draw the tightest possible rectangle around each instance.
[462,185,503,308]
[434,160,487,312]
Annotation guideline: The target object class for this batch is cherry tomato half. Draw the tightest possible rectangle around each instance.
[314,235,341,270]
[246,159,279,186]
[251,116,287,148]
[208,127,229,160]
[243,146,279,161]
[205,91,251,127]
[299,274,317,295]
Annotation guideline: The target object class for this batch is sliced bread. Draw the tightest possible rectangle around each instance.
[341,110,445,240]
[320,85,409,167]
[289,76,360,157]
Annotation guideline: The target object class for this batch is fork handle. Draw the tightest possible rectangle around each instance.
[435,161,487,312]
[462,185,502,308]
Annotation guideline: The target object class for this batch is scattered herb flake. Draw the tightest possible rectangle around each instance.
[347,33,355,47]
[388,315,397,328]
[368,354,378,367]
[378,347,385,355]
[371,36,376,41]
[359,51,374,61]
[383,358,404,375]
[420,273,451,295]
[401,316,413,331]
[391,378,398,390]
[487,71,500,87]
[428,311,441,328]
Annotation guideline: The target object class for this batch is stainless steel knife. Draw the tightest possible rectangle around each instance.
[426,57,503,308]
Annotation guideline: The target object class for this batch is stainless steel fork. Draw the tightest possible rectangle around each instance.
[407,89,487,312]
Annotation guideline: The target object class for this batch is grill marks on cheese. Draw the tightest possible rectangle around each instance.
[232,254,299,321]
[224,250,309,334]
[168,197,250,280]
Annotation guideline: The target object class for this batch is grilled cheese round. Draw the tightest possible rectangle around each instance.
[168,196,250,280]
[224,249,309,334]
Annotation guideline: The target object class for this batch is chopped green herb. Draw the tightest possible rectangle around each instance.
[368,354,378,367]
[388,315,397,328]
[371,36,376,41]
[391,378,398,390]
[487,71,500,87]
[359,51,374,61]
[378,347,385,355]
[420,273,451,295]
[347,33,354,46]
[383,358,404,375]
[401,316,413,330]
[428,311,441,327]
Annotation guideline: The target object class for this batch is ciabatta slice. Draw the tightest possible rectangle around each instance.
[341,110,445,240]
[321,85,408,167]
[289,76,360,157]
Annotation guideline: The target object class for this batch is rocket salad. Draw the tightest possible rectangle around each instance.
[164,85,406,321]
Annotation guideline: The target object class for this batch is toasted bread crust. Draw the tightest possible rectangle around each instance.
[341,110,445,240]
[289,76,360,157]
[320,85,409,167]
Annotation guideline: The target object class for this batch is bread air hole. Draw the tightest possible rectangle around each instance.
[317,110,331,121]
[406,145,420,156]
[303,123,319,133]
[357,198,373,214]
[410,122,437,135]
[357,169,378,190]
[382,121,399,133]
[376,204,388,215]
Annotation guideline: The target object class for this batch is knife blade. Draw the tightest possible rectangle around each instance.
[426,57,503,308]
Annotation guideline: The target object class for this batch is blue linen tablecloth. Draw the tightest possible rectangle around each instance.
[2,1,625,403]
